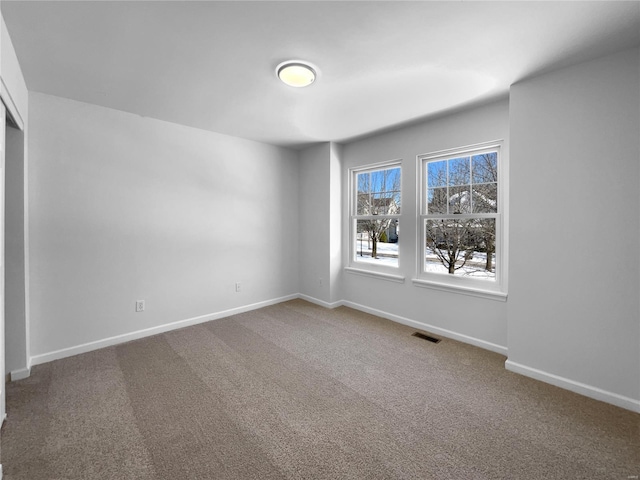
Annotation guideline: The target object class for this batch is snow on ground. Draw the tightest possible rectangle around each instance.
[425,249,495,280]
[354,241,400,267]
[354,242,495,280]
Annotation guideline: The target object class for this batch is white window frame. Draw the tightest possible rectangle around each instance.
[414,141,507,301]
[346,160,404,283]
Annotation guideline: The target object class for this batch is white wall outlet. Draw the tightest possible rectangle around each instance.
[135,300,145,312]
[235,282,241,293]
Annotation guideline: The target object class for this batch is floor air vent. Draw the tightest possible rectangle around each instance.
[412,332,441,343]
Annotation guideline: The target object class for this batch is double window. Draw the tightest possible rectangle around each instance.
[349,162,401,269]
[417,141,505,295]
[347,141,505,298]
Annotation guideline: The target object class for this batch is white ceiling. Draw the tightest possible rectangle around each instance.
[2,1,639,148]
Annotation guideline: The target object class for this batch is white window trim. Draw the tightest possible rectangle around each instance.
[345,267,405,283]
[347,159,402,277]
[411,278,507,301]
[414,140,508,298]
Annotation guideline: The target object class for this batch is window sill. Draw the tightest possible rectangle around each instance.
[345,267,405,283]
[411,278,507,302]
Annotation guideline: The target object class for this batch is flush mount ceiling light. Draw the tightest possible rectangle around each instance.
[276,61,317,88]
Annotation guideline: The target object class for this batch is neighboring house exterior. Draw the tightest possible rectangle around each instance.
[371,197,399,242]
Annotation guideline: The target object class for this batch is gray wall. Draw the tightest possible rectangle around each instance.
[2,10,29,420]
[508,47,640,407]
[5,124,26,374]
[28,92,300,360]
[298,142,342,306]
[340,99,510,352]
[328,142,343,305]
[298,143,331,302]
[1,13,28,127]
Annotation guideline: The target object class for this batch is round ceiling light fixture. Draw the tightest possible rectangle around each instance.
[276,61,317,88]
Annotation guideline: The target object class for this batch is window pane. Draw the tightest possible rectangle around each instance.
[356,218,399,267]
[449,185,472,214]
[448,157,470,186]
[357,193,371,215]
[372,193,400,215]
[472,183,497,213]
[357,171,370,191]
[427,187,448,214]
[357,167,401,215]
[472,153,498,184]
[356,172,370,215]
[425,218,496,280]
[427,160,447,188]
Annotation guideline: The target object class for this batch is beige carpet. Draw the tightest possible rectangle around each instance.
[2,299,639,479]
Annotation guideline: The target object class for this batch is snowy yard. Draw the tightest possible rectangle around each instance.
[354,241,399,267]
[355,241,495,280]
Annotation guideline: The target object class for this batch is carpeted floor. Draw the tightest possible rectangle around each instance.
[2,299,639,479]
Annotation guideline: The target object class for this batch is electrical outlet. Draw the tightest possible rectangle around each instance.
[319,277,323,286]
[135,300,145,312]
[235,282,241,293]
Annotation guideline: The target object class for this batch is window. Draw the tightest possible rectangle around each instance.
[349,162,401,271]
[417,141,506,296]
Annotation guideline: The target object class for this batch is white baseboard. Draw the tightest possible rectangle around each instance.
[341,300,508,356]
[29,294,299,367]
[10,366,31,381]
[297,294,343,309]
[21,294,637,414]
[505,360,640,413]
[27,294,504,368]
